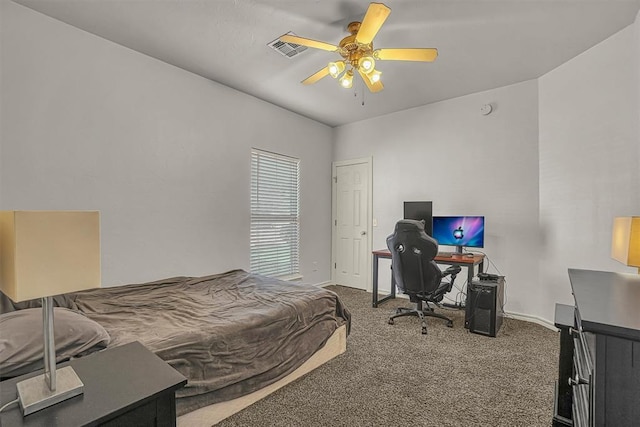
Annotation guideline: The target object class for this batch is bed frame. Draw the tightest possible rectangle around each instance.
[177,324,347,426]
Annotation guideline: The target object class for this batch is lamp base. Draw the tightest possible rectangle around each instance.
[17,366,84,415]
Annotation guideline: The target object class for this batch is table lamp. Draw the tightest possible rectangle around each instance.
[611,216,640,274]
[0,211,100,415]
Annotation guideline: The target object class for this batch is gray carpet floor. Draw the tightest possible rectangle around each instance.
[217,285,559,427]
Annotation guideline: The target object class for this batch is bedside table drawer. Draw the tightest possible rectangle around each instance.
[100,400,157,427]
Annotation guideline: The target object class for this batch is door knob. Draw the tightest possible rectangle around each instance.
[360,231,367,235]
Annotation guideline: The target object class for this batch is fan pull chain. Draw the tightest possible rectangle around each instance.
[362,83,366,106]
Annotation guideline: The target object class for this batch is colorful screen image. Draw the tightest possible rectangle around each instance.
[432,216,484,248]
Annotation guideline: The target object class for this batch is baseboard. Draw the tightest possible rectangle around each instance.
[504,311,557,331]
[321,285,557,331]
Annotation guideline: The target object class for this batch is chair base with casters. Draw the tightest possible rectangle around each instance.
[388,300,454,335]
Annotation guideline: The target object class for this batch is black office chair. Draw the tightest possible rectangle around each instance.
[386,219,462,335]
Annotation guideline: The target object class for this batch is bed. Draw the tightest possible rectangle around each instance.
[0,269,351,424]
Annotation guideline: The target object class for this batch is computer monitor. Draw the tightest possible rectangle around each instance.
[403,201,433,236]
[432,216,484,254]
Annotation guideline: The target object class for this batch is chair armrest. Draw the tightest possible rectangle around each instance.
[443,265,462,277]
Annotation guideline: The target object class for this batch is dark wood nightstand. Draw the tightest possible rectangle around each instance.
[0,341,187,426]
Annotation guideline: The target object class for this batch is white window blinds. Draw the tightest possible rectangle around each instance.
[250,149,300,278]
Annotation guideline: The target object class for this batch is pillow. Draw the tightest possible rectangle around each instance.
[0,307,110,378]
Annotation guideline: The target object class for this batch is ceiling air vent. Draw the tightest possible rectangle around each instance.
[268,32,308,58]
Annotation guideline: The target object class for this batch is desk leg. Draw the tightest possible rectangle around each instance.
[463,264,474,329]
[372,254,395,308]
[391,270,396,299]
[372,255,379,307]
[465,260,484,286]
[467,265,474,287]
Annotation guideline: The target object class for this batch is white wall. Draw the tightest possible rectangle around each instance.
[637,10,640,165]
[332,17,640,324]
[538,23,640,318]
[0,2,334,287]
[333,80,541,316]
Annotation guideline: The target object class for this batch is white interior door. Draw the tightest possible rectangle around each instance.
[332,158,371,290]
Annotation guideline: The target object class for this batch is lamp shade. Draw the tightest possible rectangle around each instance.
[611,216,640,268]
[0,211,101,302]
[359,56,375,74]
[328,61,345,79]
[339,69,354,89]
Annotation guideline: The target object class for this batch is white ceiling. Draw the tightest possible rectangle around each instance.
[13,0,640,127]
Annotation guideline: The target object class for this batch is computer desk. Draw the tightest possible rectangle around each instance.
[371,249,485,307]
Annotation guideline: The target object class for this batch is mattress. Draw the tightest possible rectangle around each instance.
[62,269,351,414]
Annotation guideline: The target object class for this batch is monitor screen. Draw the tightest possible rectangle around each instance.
[403,201,433,236]
[432,216,484,248]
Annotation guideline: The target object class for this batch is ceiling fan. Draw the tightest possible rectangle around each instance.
[279,2,438,93]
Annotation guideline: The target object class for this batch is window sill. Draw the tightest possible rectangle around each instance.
[276,274,303,282]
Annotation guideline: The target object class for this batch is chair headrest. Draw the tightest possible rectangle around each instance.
[388,219,438,259]
[394,219,426,233]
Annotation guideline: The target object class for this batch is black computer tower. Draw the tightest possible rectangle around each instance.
[466,277,504,337]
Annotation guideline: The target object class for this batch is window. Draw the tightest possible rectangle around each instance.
[250,149,300,278]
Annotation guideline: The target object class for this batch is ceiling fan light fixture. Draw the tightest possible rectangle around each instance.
[280,2,438,94]
[328,61,345,78]
[339,69,354,89]
[368,69,382,83]
[360,56,375,74]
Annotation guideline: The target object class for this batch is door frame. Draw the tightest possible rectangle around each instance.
[331,157,373,291]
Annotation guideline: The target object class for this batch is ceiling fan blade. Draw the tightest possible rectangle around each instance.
[302,67,330,85]
[355,3,391,45]
[357,69,384,93]
[279,34,338,52]
[375,48,438,62]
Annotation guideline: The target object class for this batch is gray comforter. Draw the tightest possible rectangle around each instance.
[64,269,351,414]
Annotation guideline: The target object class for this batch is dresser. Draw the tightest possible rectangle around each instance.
[0,341,187,426]
[553,269,640,426]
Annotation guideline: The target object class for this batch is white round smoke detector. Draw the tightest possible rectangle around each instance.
[480,104,493,115]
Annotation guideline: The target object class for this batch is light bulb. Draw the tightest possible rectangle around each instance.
[370,69,382,83]
[360,56,375,74]
[339,70,354,89]
[328,61,345,79]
